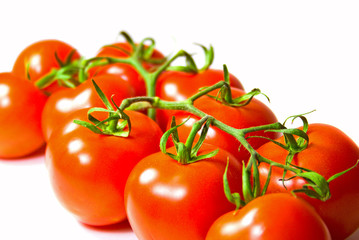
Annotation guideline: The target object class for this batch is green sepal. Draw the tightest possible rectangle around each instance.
[73,119,103,134]
[327,160,359,183]
[160,116,219,164]
[73,80,131,137]
[261,165,273,195]
[188,149,219,163]
[246,135,289,150]
[165,51,198,73]
[223,159,244,210]
[54,49,77,67]
[119,31,136,52]
[242,162,254,203]
[196,43,214,71]
[293,171,331,201]
[159,116,190,158]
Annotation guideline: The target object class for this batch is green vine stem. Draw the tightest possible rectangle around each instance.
[116,79,356,204]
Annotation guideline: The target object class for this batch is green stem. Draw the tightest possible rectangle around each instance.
[34,69,57,88]
[118,92,306,178]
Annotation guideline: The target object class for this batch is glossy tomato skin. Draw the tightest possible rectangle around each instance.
[12,40,80,94]
[161,88,280,162]
[45,108,163,226]
[0,73,47,158]
[206,193,331,240]
[124,144,243,240]
[155,69,244,131]
[257,124,359,240]
[88,63,146,96]
[41,74,135,141]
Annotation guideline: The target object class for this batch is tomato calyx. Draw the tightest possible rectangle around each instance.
[34,51,83,91]
[166,44,215,73]
[74,80,131,137]
[160,116,219,164]
[204,65,269,107]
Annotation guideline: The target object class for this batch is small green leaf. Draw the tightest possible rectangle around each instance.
[242,162,254,203]
[223,159,243,210]
[190,149,219,163]
[231,88,269,107]
[261,165,273,195]
[119,31,136,50]
[195,44,214,71]
[159,116,190,157]
[91,80,114,111]
[327,160,359,183]
[295,171,331,201]
[191,117,212,156]
[73,120,103,134]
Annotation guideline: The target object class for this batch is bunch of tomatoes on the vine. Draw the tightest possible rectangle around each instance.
[0,32,358,240]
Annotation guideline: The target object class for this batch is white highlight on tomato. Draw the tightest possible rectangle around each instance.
[107,66,127,81]
[63,122,80,135]
[139,168,158,184]
[56,89,92,113]
[78,153,91,165]
[68,139,83,154]
[164,83,186,101]
[0,84,10,108]
[29,54,42,73]
[220,208,258,235]
[152,184,187,200]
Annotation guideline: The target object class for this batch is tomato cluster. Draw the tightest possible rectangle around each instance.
[0,32,358,240]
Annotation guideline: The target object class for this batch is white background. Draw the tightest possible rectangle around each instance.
[0,1,358,239]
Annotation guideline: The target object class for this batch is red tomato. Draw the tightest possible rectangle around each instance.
[88,63,146,96]
[257,123,359,240]
[124,144,243,240]
[155,69,244,130]
[206,193,331,240]
[41,74,135,141]
[161,88,280,162]
[12,39,81,94]
[0,73,47,158]
[45,108,163,226]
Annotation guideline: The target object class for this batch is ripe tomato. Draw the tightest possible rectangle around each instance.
[0,73,47,158]
[12,39,81,94]
[161,88,280,162]
[45,108,163,226]
[124,143,243,240]
[88,63,146,96]
[41,74,135,141]
[155,69,244,130]
[257,123,359,240]
[206,193,331,240]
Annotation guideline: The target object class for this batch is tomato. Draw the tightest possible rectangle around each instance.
[41,74,135,141]
[155,69,244,130]
[161,88,280,162]
[257,123,359,240]
[124,143,243,240]
[88,63,146,96]
[206,193,331,240]
[0,72,47,158]
[12,39,81,94]
[45,108,163,226]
